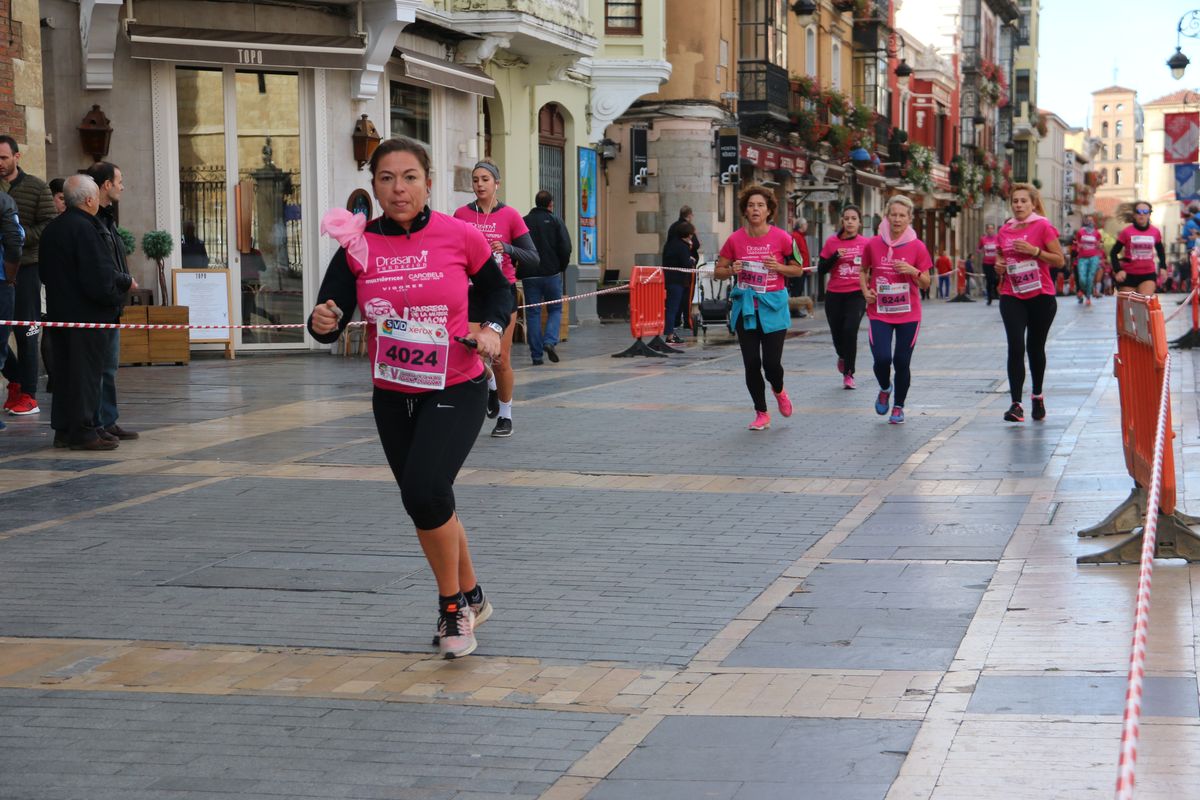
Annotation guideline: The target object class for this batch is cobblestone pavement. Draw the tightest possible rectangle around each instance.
[1,295,1199,799]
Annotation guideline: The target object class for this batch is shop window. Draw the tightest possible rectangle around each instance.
[390,81,431,147]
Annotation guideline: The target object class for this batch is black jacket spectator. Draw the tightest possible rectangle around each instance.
[40,207,132,324]
[662,230,696,287]
[2,168,55,268]
[667,215,701,265]
[96,204,131,319]
[523,206,572,277]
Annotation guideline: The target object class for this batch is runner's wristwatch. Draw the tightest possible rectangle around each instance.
[484,321,504,334]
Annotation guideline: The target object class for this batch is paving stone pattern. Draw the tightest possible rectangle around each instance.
[587,716,920,800]
[724,562,996,670]
[0,477,849,665]
[831,494,1028,560]
[0,688,621,800]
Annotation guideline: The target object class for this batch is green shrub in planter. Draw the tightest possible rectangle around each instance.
[141,230,174,305]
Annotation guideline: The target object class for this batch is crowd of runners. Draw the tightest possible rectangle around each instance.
[305,135,1176,661]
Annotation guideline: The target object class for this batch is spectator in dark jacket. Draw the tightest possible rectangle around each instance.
[0,191,24,433]
[0,135,56,416]
[84,161,137,441]
[663,221,696,343]
[41,175,132,451]
[522,191,572,365]
[666,206,701,266]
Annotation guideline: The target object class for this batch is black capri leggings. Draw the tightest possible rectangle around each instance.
[373,377,487,530]
[824,290,866,376]
[736,315,787,412]
[999,294,1057,403]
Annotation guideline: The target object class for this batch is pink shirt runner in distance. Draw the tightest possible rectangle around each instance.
[861,234,933,325]
[347,212,493,393]
[996,216,1058,299]
[452,203,529,283]
[718,226,794,294]
[819,234,869,294]
[1116,224,1163,275]
[978,235,999,265]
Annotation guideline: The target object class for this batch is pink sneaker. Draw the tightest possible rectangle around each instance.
[843,374,855,390]
[774,389,793,417]
[748,411,770,431]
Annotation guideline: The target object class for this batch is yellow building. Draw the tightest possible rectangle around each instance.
[1090,85,1144,224]
[1010,0,1039,186]
[2,0,45,177]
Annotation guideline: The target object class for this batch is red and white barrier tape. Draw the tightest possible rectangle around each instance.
[1163,289,1197,323]
[517,282,631,310]
[1114,351,1172,800]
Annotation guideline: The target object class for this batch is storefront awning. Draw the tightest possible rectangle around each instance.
[394,48,495,98]
[127,24,366,70]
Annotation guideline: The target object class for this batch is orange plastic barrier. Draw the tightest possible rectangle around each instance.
[1115,294,1175,514]
[628,266,666,339]
[1078,292,1200,562]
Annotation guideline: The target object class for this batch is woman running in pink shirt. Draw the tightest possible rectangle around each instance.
[994,182,1064,423]
[308,138,512,659]
[454,160,539,438]
[1110,201,1167,296]
[859,195,933,424]
[817,204,869,389]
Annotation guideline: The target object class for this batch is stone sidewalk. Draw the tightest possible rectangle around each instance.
[0,294,1198,799]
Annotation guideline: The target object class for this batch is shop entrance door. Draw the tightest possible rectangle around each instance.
[176,67,306,347]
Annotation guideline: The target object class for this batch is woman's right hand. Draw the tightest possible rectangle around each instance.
[863,286,876,304]
[994,255,1006,276]
[310,299,341,335]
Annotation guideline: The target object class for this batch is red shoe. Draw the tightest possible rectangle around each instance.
[774,389,793,418]
[8,393,39,416]
[3,382,20,412]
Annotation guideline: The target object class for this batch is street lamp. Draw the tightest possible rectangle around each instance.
[1168,10,1200,80]
[894,59,914,92]
[790,0,817,26]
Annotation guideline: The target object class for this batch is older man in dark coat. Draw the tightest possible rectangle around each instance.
[40,175,132,450]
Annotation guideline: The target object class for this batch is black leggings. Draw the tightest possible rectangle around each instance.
[999,294,1057,403]
[736,315,786,412]
[824,290,866,376]
[373,377,487,530]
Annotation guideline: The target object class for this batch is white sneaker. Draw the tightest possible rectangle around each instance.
[433,591,492,645]
[436,600,477,659]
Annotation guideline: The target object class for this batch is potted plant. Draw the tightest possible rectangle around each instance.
[141,230,174,305]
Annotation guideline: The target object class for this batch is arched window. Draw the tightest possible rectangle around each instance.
[1115,143,1123,159]
[831,41,841,89]
[805,27,816,76]
[1116,120,1124,137]
[1101,121,1108,137]
[1117,103,1124,111]
[1102,104,1109,111]
[538,103,567,219]
[1114,167,1122,185]
[1101,167,1108,183]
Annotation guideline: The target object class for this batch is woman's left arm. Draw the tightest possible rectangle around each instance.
[1156,241,1168,272]
[505,232,540,273]
[1039,236,1066,268]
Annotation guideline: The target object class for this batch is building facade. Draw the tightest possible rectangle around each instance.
[1009,0,1038,186]
[1090,85,1144,222]
[1140,89,1196,258]
[39,0,669,350]
[1034,108,1068,235]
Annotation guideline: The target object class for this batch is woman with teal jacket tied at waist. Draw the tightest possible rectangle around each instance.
[715,184,806,431]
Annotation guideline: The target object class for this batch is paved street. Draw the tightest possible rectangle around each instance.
[2,295,1200,800]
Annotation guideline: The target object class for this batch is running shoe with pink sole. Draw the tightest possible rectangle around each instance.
[843,374,855,390]
[748,411,771,431]
[774,389,793,417]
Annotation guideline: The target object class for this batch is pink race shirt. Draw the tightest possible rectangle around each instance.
[996,217,1058,299]
[1074,228,1102,258]
[819,234,869,294]
[978,235,999,265]
[348,212,493,393]
[1117,224,1163,275]
[453,203,529,283]
[719,226,794,294]
[861,235,933,325]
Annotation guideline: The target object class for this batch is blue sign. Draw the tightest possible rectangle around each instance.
[578,147,598,265]
[1176,164,1200,201]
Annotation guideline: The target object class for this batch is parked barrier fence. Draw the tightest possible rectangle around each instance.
[612,266,681,358]
[1078,292,1200,563]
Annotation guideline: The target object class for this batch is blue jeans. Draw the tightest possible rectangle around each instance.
[522,274,562,362]
[94,329,120,428]
[937,273,951,298]
[664,283,688,335]
[0,282,12,374]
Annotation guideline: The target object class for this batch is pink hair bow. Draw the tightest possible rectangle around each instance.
[320,208,368,271]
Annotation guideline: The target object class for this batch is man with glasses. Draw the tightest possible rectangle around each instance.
[1110,202,1167,295]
